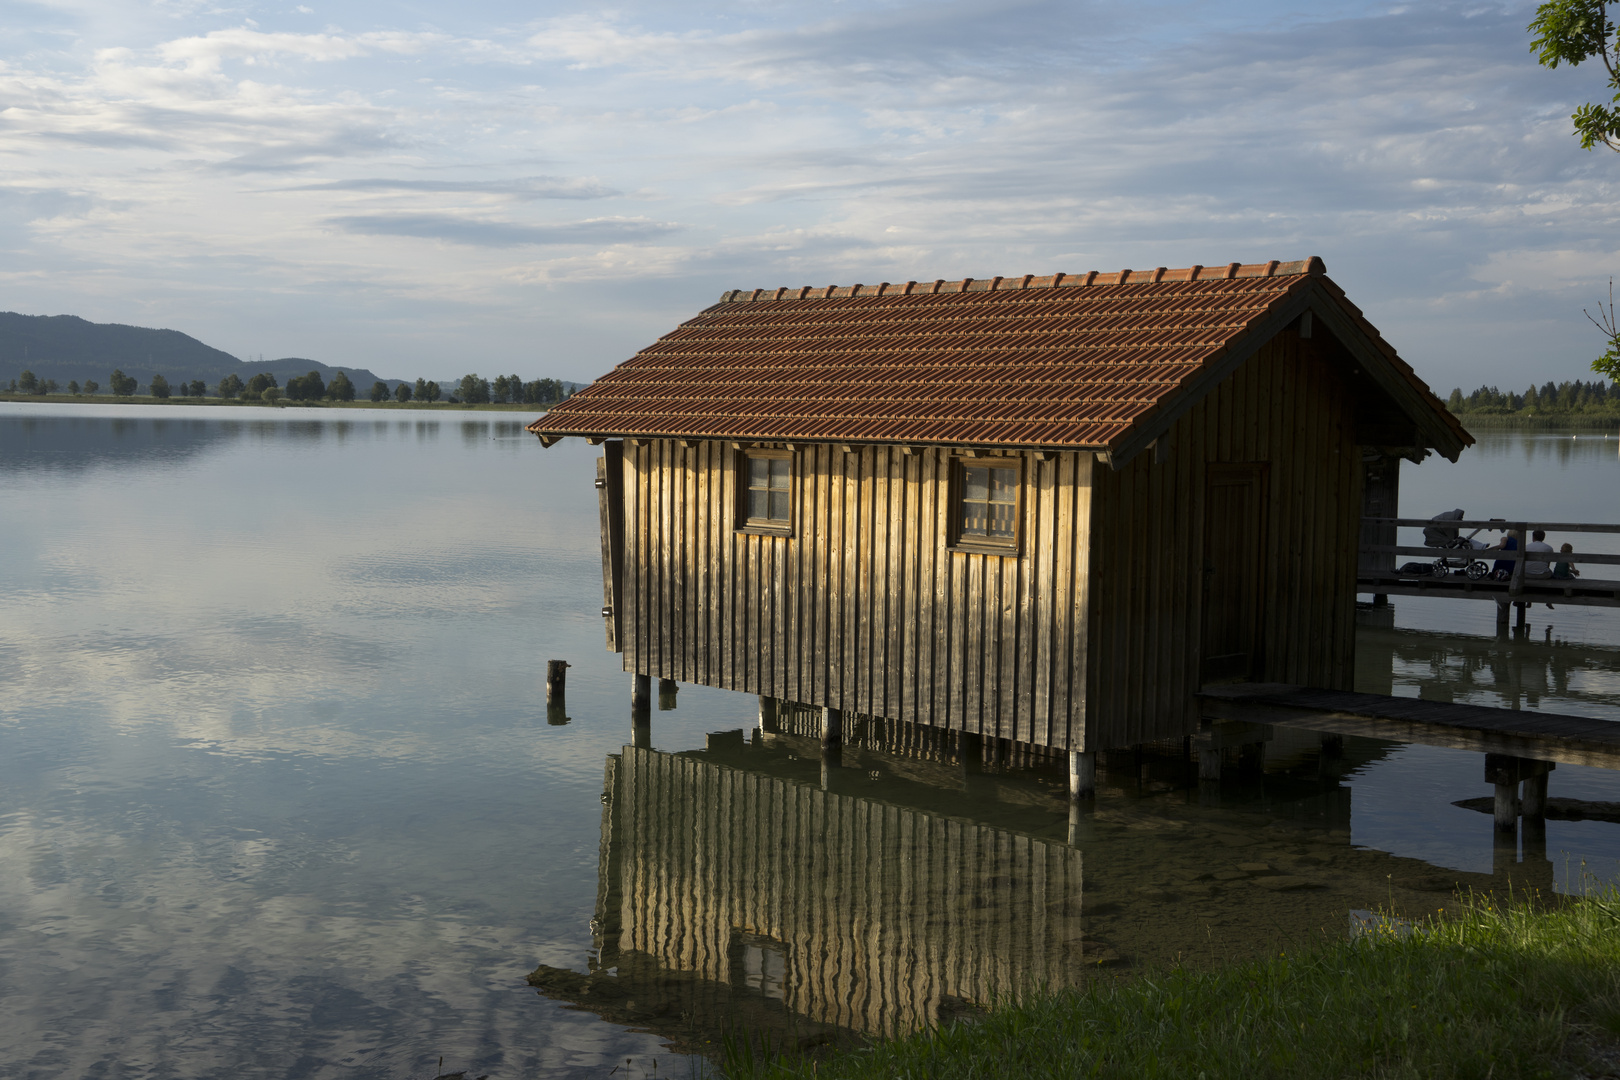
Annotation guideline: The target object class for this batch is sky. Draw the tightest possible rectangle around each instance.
[1,0,1617,391]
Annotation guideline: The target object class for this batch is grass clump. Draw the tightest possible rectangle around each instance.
[724,888,1620,1080]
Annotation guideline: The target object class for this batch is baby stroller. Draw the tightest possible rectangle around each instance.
[1423,509,1491,579]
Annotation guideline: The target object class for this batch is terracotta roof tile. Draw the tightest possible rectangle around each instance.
[530,256,1469,454]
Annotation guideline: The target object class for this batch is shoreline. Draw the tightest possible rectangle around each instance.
[0,393,548,411]
[722,888,1620,1080]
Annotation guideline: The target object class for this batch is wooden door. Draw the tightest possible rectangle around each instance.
[1200,464,1267,684]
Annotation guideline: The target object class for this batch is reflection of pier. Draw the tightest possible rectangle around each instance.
[543,746,1085,1042]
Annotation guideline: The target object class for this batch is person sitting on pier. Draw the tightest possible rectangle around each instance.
[1490,533,1519,580]
[1552,543,1581,580]
[1525,530,1555,578]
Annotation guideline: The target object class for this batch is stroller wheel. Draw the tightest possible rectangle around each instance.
[1465,560,1489,580]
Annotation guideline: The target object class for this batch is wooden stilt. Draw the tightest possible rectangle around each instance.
[1522,770,1550,820]
[1068,750,1095,801]
[1493,780,1520,830]
[657,678,678,711]
[757,696,780,734]
[821,706,843,751]
[631,673,651,720]
[960,731,984,772]
[1199,748,1222,781]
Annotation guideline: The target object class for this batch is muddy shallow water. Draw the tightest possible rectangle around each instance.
[1,405,1617,1078]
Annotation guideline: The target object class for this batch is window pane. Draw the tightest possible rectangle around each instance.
[987,501,1016,538]
[769,458,790,490]
[749,489,769,520]
[963,466,988,502]
[989,467,1017,503]
[769,491,790,521]
[749,457,769,490]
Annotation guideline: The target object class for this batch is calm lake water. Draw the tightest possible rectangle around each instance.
[2,404,1619,1078]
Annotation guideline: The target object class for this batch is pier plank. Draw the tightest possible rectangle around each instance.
[1199,682,1620,768]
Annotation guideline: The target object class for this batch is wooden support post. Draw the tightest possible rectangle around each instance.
[1522,770,1550,819]
[657,678,678,711]
[1493,780,1520,831]
[1068,750,1096,801]
[757,696,780,734]
[821,707,843,769]
[1515,602,1528,631]
[1320,734,1344,758]
[1199,748,1222,781]
[631,673,651,717]
[821,706,843,752]
[631,717,651,749]
[1496,601,1510,636]
[1372,593,1389,608]
[1485,752,1522,831]
[960,731,984,772]
[546,659,569,702]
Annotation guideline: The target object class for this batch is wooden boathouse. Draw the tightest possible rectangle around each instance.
[529,257,1472,792]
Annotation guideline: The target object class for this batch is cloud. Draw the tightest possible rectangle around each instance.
[156,27,448,72]
[292,175,620,199]
[329,213,680,247]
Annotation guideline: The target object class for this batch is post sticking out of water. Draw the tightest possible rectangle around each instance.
[657,678,678,711]
[546,660,569,702]
[631,673,651,718]
[960,731,984,773]
[821,707,844,771]
[757,696,780,734]
[1522,769,1551,819]
[1068,750,1095,801]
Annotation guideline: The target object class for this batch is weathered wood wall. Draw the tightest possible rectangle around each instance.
[1084,330,1363,745]
[597,747,1085,1038]
[618,441,1094,748]
[614,329,1362,752]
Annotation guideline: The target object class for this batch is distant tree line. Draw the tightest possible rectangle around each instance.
[7,366,571,406]
[446,374,570,405]
[1448,379,1620,418]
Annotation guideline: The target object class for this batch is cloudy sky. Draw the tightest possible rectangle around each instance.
[1,0,1617,390]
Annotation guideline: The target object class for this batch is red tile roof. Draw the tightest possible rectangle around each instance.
[530,257,1471,459]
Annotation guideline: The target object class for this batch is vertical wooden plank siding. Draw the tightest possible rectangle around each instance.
[615,335,1357,752]
[618,442,1098,749]
[602,747,1085,1039]
[1082,333,1361,748]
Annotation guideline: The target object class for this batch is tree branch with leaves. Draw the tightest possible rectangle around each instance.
[1530,0,1620,150]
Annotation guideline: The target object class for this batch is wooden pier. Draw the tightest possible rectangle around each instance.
[1357,517,1620,616]
[1199,683,1620,769]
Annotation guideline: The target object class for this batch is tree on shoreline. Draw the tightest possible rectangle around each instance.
[110,370,137,396]
[217,374,244,400]
[149,375,171,399]
[395,382,413,403]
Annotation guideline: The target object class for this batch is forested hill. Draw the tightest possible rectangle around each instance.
[0,311,387,389]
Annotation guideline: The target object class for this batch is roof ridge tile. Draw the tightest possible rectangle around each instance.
[715,257,1325,303]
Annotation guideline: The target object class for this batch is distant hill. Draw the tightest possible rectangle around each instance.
[0,312,391,391]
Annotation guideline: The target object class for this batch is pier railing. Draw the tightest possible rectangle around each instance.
[1358,518,1620,604]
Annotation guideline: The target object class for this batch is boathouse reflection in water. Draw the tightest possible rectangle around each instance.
[529,707,1562,1052]
[539,744,1084,1044]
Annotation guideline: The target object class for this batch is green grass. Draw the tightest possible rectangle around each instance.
[723,887,1620,1080]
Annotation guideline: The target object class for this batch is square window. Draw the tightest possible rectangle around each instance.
[952,458,1020,552]
[739,450,792,534]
